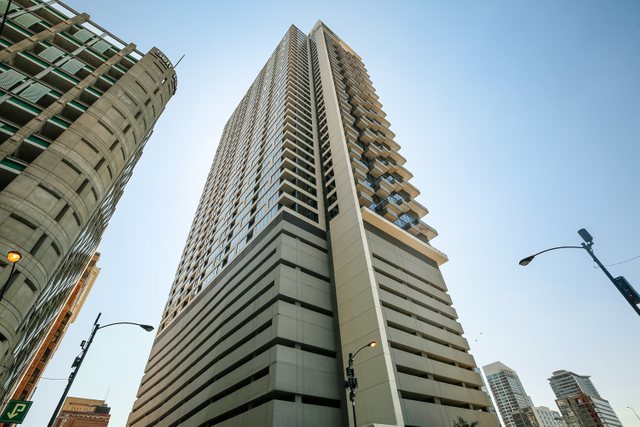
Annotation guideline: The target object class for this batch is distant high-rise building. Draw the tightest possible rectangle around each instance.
[549,370,600,399]
[53,396,111,426]
[483,362,534,427]
[129,22,499,427]
[512,405,564,427]
[0,0,176,400]
[9,252,99,402]
[549,370,622,427]
[533,406,564,427]
[477,367,498,415]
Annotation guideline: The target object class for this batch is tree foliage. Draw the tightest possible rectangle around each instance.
[453,416,479,427]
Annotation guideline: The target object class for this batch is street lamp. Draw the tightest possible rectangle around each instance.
[628,406,640,422]
[345,340,376,427]
[519,228,640,318]
[0,250,23,302]
[47,313,154,427]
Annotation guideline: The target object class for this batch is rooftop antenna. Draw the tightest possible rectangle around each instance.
[174,54,186,68]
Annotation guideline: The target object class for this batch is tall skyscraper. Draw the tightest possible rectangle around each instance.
[549,370,622,427]
[129,22,498,427]
[0,0,176,400]
[549,370,601,399]
[483,361,534,427]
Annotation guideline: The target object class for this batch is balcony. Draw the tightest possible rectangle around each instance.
[359,128,376,144]
[357,190,373,206]
[414,220,438,240]
[394,165,413,181]
[352,104,367,118]
[386,199,404,217]
[354,116,372,131]
[351,158,369,177]
[363,144,381,160]
[407,199,429,217]
[369,160,387,178]
[385,149,406,166]
[401,181,420,199]
[375,180,394,198]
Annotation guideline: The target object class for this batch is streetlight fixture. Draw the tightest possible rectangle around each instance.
[345,340,376,427]
[519,228,640,318]
[628,407,640,422]
[6,251,21,263]
[0,250,23,302]
[47,313,154,427]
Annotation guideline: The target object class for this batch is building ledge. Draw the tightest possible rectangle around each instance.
[361,207,448,266]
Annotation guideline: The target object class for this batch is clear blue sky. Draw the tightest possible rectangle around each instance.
[26,1,640,426]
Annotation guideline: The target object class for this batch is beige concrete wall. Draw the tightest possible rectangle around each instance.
[129,214,345,427]
[365,225,500,427]
[311,24,405,427]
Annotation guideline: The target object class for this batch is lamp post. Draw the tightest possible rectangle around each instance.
[345,340,376,427]
[519,228,640,318]
[0,250,22,302]
[628,407,640,422]
[47,313,154,427]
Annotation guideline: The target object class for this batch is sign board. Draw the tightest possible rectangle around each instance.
[0,400,33,424]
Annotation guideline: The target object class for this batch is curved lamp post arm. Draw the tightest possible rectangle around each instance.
[349,341,376,365]
[519,245,584,266]
[519,228,640,318]
[98,321,154,331]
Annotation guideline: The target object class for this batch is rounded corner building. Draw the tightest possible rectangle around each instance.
[0,0,176,402]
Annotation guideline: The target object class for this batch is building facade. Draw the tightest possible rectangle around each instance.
[0,0,176,400]
[476,367,498,415]
[129,22,498,427]
[53,396,111,426]
[549,370,601,400]
[483,361,534,427]
[532,406,564,427]
[10,252,99,401]
[549,371,622,427]
[512,406,564,427]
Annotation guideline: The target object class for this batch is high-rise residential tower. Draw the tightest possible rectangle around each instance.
[0,0,176,400]
[483,361,534,427]
[549,370,601,400]
[129,22,498,427]
[549,370,622,427]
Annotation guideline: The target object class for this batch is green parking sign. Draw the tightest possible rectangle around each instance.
[0,400,32,423]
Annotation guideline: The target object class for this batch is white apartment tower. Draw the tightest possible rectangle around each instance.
[483,361,534,427]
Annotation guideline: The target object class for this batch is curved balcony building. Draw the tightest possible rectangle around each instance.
[0,0,176,400]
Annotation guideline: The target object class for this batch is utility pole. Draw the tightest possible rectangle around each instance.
[47,313,101,427]
[520,228,640,318]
